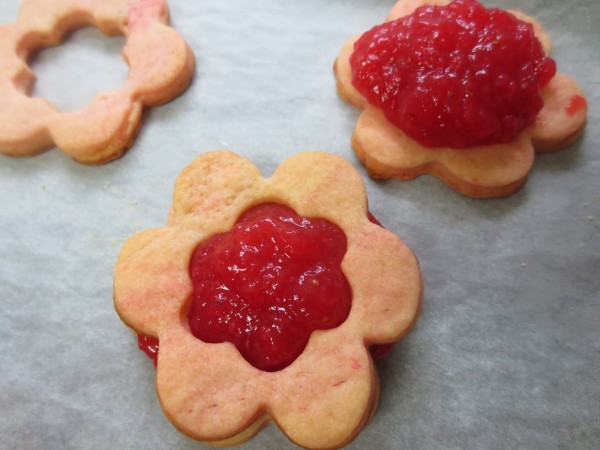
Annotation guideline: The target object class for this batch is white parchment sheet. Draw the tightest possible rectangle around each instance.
[1,0,598,448]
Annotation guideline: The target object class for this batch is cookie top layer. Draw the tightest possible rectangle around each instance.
[114,150,422,448]
[0,0,194,164]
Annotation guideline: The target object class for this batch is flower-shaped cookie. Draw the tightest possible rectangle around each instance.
[0,0,194,164]
[334,0,588,198]
[113,151,422,448]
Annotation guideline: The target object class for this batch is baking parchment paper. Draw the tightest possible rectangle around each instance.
[1,0,598,448]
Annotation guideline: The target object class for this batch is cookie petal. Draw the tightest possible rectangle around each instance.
[49,89,142,164]
[156,328,269,444]
[333,35,366,109]
[171,151,265,222]
[269,334,375,448]
[0,85,55,156]
[344,224,422,343]
[269,151,368,230]
[114,227,194,335]
[125,19,195,105]
[532,73,588,153]
[16,0,78,38]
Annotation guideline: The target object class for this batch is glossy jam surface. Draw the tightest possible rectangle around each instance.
[350,0,556,148]
[137,211,394,367]
[138,334,159,367]
[187,203,351,372]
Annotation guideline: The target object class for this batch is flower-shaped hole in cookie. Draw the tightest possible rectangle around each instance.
[334,0,588,198]
[186,201,353,373]
[0,0,194,165]
[114,151,422,448]
[29,27,128,112]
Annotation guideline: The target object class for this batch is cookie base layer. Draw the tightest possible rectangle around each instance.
[333,0,588,198]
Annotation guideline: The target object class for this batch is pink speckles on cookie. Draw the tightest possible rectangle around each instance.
[128,0,167,29]
[351,358,363,370]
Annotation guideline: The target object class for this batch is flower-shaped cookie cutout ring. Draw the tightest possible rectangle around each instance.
[334,0,588,198]
[114,150,422,448]
[0,0,194,165]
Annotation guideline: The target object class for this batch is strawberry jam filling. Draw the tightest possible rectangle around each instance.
[566,95,587,117]
[137,335,159,367]
[350,0,556,148]
[137,209,395,368]
[187,203,352,372]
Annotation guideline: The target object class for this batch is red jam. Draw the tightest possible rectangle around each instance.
[138,334,159,367]
[187,203,352,372]
[137,210,395,367]
[350,0,556,148]
[566,95,587,117]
